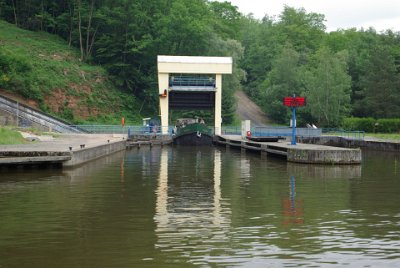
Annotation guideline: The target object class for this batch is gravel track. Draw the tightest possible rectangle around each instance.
[234,90,270,126]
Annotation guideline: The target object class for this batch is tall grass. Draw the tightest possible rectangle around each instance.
[0,127,26,145]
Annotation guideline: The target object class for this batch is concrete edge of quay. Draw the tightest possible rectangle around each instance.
[62,140,126,167]
[298,136,400,152]
[214,135,362,165]
[0,133,173,168]
[286,147,362,164]
[0,134,128,167]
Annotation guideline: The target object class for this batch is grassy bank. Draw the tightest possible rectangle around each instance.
[0,20,147,124]
[0,127,26,145]
[365,133,400,141]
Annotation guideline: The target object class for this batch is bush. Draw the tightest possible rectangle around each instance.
[375,119,400,133]
[343,117,400,133]
[342,117,375,132]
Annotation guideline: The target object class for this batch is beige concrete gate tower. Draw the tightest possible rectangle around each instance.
[157,56,232,135]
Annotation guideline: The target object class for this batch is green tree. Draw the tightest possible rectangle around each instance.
[302,47,351,127]
[208,0,243,40]
[157,0,211,55]
[262,45,301,123]
[206,33,245,124]
[276,6,326,53]
[358,47,400,118]
[240,16,279,100]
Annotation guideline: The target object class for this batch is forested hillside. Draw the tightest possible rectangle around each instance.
[0,0,399,127]
[0,20,144,123]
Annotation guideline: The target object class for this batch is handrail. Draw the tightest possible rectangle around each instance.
[0,94,73,126]
[322,128,365,140]
[0,95,86,133]
[169,76,216,88]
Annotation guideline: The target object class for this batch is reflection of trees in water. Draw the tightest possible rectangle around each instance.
[153,147,400,266]
[349,150,400,239]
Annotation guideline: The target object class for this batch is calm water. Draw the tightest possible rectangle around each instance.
[0,146,399,267]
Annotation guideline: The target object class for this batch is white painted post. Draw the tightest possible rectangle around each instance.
[241,120,251,139]
[158,73,169,134]
[214,74,222,135]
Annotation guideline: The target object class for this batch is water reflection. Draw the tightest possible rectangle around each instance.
[287,163,362,179]
[282,176,304,225]
[1,147,399,267]
[152,148,399,267]
[154,148,231,266]
[62,150,125,182]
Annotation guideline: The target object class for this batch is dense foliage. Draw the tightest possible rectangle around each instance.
[343,118,400,133]
[0,20,142,124]
[0,1,399,126]
[241,7,400,127]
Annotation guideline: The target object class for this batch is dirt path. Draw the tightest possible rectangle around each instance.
[235,90,270,126]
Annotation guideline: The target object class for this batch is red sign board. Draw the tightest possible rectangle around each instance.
[283,97,306,107]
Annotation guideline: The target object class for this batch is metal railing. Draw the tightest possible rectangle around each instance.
[220,126,322,137]
[0,95,85,133]
[322,129,365,140]
[169,76,216,88]
[253,126,322,137]
[72,125,175,135]
[221,126,241,135]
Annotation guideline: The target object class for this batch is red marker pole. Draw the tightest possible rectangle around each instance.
[283,96,306,146]
[291,106,296,145]
[121,117,125,127]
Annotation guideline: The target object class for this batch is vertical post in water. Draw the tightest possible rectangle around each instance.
[291,106,296,145]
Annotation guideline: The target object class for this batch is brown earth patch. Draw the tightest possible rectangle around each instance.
[0,85,104,120]
[45,85,101,119]
[0,88,39,109]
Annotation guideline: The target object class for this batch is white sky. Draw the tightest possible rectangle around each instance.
[219,0,400,32]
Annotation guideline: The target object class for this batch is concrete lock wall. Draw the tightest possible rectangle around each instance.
[299,136,400,152]
[287,148,362,164]
[63,140,126,167]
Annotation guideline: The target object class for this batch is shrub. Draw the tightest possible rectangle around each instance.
[342,117,375,132]
[375,119,400,133]
[343,117,400,133]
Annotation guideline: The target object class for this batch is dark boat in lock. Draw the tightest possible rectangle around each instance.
[173,118,213,146]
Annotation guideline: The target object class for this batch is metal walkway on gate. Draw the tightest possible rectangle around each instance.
[169,75,216,91]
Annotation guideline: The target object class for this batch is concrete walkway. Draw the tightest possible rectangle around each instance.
[217,135,362,164]
[0,134,127,166]
[0,134,126,153]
